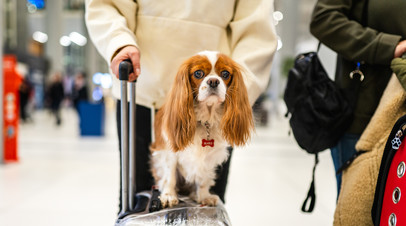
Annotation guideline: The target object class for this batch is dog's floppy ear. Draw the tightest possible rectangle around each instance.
[221,60,254,146]
[163,61,196,151]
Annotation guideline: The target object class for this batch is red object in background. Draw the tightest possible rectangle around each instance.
[3,55,21,162]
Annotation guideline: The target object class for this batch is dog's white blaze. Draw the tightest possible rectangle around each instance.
[198,50,219,68]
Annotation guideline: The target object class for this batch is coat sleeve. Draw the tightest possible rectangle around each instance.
[310,0,401,66]
[229,0,277,105]
[85,0,138,64]
[392,58,406,91]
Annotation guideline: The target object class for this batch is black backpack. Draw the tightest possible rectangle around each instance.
[284,52,354,154]
[283,51,355,212]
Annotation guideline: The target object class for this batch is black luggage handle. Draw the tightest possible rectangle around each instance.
[118,60,137,219]
[119,59,133,81]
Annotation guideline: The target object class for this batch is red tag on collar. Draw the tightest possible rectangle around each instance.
[202,139,214,147]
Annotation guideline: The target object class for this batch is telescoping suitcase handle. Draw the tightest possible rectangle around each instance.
[118,60,137,219]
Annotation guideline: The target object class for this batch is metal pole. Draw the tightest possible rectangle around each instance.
[0,0,4,164]
[119,80,129,216]
[128,82,136,211]
[117,61,133,219]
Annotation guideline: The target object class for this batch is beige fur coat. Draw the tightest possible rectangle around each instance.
[333,58,406,225]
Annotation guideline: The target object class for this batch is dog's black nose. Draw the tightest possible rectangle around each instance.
[207,78,219,88]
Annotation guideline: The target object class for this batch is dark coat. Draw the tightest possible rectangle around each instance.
[310,0,406,134]
[48,82,64,110]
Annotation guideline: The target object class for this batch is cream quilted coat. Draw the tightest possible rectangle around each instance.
[85,0,277,108]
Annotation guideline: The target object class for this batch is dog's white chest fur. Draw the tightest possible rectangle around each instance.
[152,119,229,185]
[178,130,229,184]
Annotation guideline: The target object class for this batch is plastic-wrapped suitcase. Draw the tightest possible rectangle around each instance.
[115,60,231,226]
[372,114,406,226]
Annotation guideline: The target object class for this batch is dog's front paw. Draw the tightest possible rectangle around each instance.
[200,194,219,206]
[159,193,179,208]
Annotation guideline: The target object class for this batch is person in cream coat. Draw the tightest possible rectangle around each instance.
[85,0,277,211]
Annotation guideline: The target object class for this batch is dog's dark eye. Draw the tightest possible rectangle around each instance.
[194,70,204,79]
[221,70,230,79]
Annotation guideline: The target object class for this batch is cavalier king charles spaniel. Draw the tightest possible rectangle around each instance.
[150,51,254,208]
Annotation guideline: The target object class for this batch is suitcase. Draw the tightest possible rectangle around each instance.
[115,60,232,226]
[372,114,406,226]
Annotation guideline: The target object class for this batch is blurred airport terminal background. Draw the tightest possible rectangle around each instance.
[0,1,338,225]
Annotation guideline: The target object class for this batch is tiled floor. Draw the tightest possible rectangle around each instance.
[0,102,336,226]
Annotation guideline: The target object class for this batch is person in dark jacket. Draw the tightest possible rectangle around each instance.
[19,77,33,122]
[47,72,65,125]
[311,0,406,195]
[310,0,406,225]
[72,71,89,112]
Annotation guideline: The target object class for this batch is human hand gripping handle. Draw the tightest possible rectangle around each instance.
[112,45,141,82]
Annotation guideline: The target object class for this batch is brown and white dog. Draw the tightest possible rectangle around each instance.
[150,51,254,208]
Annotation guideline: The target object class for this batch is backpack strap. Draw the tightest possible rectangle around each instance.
[301,153,319,212]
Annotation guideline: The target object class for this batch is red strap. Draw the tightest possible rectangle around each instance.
[380,140,406,225]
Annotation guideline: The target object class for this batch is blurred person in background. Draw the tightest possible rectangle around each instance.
[85,0,277,212]
[19,39,50,109]
[310,0,406,225]
[46,72,65,126]
[18,77,34,122]
[72,71,89,112]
